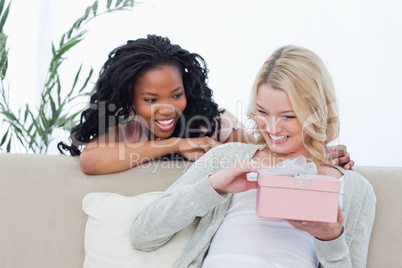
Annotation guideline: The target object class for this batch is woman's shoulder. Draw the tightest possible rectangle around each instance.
[338,167,376,201]
[118,119,149,143]
[338,167,369,184]
[218,108,240,124]
[318,166,344,179]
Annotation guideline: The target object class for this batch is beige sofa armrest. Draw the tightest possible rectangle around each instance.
[354,166,402,268]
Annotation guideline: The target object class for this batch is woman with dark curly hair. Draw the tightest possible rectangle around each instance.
[58,35,353,175]
[57,35,252,174]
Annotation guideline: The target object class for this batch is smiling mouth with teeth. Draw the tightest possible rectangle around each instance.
[156,119,174,125]
[154,118,176,132]
[269,133,289,141]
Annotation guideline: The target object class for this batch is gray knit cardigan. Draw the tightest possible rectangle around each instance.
[131,143,376,268]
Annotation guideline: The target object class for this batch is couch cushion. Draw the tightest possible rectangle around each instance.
[82,192,197,268]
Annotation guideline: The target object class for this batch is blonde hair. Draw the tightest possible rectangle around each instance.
[247,45,339,165]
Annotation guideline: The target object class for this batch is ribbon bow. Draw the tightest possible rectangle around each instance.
[258,155,317,177]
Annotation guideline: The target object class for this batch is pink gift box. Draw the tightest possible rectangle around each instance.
[256,173,341,222]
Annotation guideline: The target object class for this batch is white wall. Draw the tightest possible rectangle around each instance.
[3,0,402,166]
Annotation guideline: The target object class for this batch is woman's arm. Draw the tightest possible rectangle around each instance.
[313,175,376,267]
[218,109,256,144]
[287,207,374,268]
[130,144,260,251]
[223,126,256,144]
[130,175,226,251]
[130,148,226,251]
[80,126,222,174]
[313,206,375,268]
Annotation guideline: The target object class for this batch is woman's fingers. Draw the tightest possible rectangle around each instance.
[285,207,345,241]
[327,144,355,169]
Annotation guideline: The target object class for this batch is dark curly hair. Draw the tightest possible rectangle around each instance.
[58,34,222,156]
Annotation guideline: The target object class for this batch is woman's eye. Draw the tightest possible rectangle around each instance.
[173,92,183,98]
[257,110,267,115]
[144,98,157,103]
[283,115,296,119]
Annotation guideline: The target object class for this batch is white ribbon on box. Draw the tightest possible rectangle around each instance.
[247,156,317,186]
[257,155,317,177]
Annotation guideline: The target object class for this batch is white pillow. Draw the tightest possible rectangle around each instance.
[82,192,198,268]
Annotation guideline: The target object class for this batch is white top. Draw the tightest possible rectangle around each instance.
[202,176,345,268]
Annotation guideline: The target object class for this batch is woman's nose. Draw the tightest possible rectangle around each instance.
[155,104,176,115]
[266,117,283,134]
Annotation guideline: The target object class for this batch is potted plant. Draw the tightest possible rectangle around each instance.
[0,0,134,153]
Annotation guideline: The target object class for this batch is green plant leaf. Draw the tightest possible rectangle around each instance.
[56,76,62,103]
[1,110,17,121]
[54,114,67,128]
[116,0,124,7]
[84,6,92,18]
[125,0,134,8]
[51,43,57,56]
[23,104,29,122]
[49,93,56,115]
[72,17,86,30]
[59,34,66,47]
[92,0,98,16]
[71,64,83,92]
[0,128,8,146]
[62,111,82,130]
[0,32,8,78]
[79,68,94,93]
[46,61,62,87]
[59,34,85,54]
[6,136,11,152]
[12,123,22,134]
[0,0,6,18]
[5,121,27,152]
[0,1,10,33]
[27,121,34,134]
[66,28,73,39]
[39,109,49,130]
